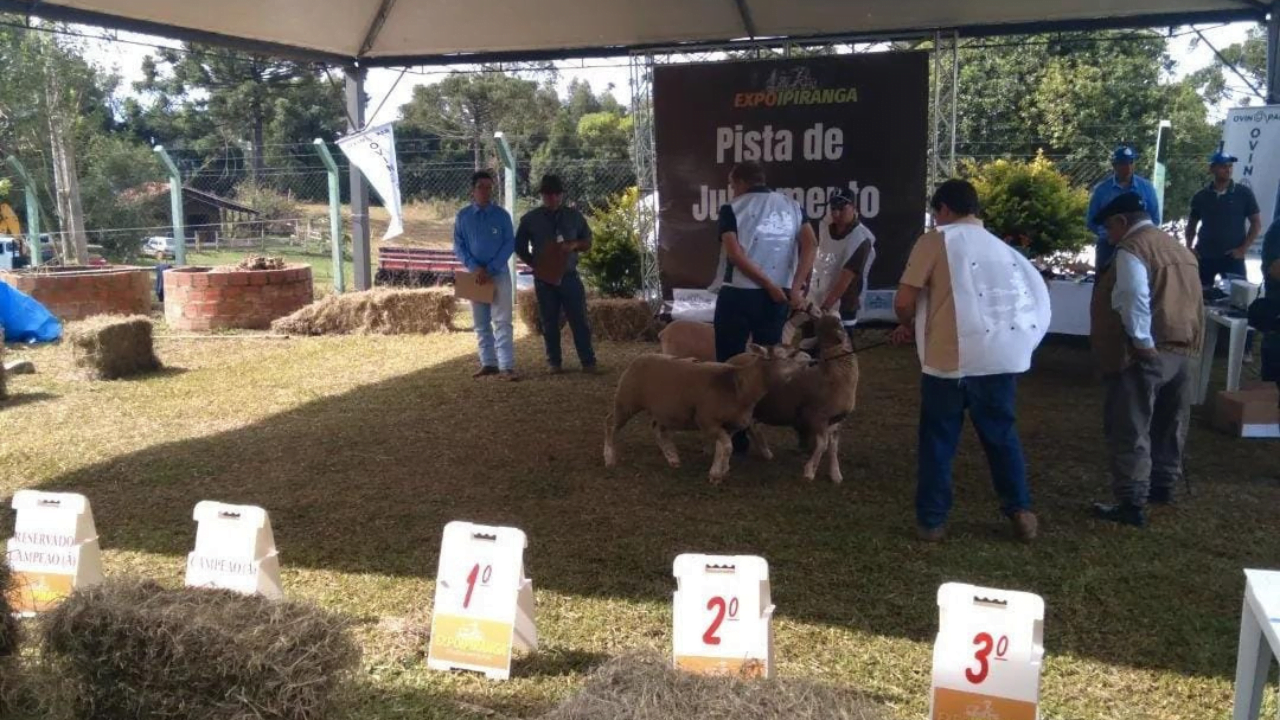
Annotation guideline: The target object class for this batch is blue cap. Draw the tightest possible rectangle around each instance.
[1112,145,1137,164]
[1209,151,1238,165]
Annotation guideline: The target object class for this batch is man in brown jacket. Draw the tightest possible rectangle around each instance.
[1089,192,1204,528]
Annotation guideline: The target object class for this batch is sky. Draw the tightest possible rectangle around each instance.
[76,22,1259,127]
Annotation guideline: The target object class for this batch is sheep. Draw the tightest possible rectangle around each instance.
[603,345,802,484]
[729,312,859,483]
[657,320,716,361]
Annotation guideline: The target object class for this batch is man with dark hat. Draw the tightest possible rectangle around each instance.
[1087,145,1162,269]
[809,187,876,341]
[1186,150,1262,288]
[1089,192,1203,528]
[516,174,598,374]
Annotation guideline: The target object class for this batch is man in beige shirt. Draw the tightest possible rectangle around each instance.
[891,179,1050,543]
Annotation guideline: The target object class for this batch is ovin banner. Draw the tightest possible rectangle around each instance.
[654,53,929,290]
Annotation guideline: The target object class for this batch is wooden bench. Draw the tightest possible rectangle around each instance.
[376,246,531,287]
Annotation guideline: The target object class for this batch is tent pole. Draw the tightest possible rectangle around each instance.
[1268,0,1280,104]
[346,67,373,291]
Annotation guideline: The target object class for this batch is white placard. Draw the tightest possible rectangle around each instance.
[427,521,537,680]
[1223,106,1280,225]
[184,501,282,600]
[6,490,103,614]
[930,582,1045,720]
[337,122,404,241]
[672,554,774,678]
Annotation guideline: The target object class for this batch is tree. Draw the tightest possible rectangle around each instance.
[1186,27,1267,107]
[966,153,1091,257]
[134,45,344,185]
[529,81,634,210]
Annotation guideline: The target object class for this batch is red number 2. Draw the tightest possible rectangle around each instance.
[463,564,493,609]
[702,596,739,645]
[966,632,994,684]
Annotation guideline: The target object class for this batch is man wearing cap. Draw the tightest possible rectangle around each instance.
[1087,145,1162,269]
[1186,151,1262,288]
[809,187,876,341]
[891,179,1050,543]
[515,174,598,374]
[1089,192,1203,528]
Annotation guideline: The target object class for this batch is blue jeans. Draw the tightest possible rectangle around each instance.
[471,271,514,371]
[917,373,1031,529]
[535,272,596,368]
[713,286,790,362]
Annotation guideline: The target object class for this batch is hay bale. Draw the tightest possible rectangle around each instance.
[67,315,160,380]
[516,288,568,335]
[0,558,17,659]
[0,346,6,401]
[271,288,456,336]
[232,254,286,271]
[588,298,657,342]
[541,652,886,720]
[40,579,360,720]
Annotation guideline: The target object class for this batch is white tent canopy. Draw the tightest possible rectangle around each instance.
[0,0,1265,65]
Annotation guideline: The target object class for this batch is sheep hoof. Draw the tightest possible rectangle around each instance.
[758,448,774,461]
[802,469,817,483]
[708,473,724,485]
[603,446,617,468]
[830,473,844,485]
[666,457,681,469]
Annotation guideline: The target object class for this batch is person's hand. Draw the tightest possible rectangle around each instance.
[789,287,806,310]
[890,324,915,346]
[476,267,490,285]
[765,284,787,304]
[1133,345,1159,362]
[1230,245,1249,260]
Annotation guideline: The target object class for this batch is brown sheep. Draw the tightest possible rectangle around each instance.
[730,313,859,483]
[657,320,717,361]
[603,345,800,484]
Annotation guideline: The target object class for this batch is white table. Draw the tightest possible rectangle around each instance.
[1047,279,1093,336]
[1195,307,1252,405]
[1234,569,1280,720]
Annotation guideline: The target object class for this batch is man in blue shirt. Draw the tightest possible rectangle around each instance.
[1087,145,1162,269]
[454,170,517,380]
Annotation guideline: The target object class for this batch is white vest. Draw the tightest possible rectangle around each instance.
[710,190,804,292]
[916,222,1051,378]
[811,222,876,323]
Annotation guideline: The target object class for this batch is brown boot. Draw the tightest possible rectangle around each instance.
[916,525,946,543]
[1011,510,1038,542]
[472,366,498,379]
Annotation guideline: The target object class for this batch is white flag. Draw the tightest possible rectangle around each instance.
[337,122,404,241]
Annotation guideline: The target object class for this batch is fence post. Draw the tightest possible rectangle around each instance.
[495,131,518,304]
[5,157,41,268]
[313,138,346,294]
[153,146,187,266]
[1152,119,1172,222]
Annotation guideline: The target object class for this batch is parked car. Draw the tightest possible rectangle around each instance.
[142,235,177,259]
[0,234,55,266]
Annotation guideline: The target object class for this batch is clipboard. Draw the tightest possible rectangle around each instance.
[533,242,570,286]
[455,270,496,304]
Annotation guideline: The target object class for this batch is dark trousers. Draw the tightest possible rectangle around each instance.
[1197,253,1248,287]
[1103,353,1192,507]
[712,286,790,362]
[917,373,1031,530]
[535,272,596,368]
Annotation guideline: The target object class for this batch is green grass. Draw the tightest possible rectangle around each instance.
[0,325,1276,719]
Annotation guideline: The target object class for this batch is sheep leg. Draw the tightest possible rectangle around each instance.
[826,427,843,484]
[604,406,637,468]
[746,423,773,461]
[708,430,733,485]
[653,422,681,468]
[802,426,831,482]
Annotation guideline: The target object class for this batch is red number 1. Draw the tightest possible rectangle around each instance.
[966,632,994,684]
[464,563,479,609]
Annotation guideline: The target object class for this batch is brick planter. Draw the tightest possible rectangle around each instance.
[164,265,313,332]
[0,266,152,321]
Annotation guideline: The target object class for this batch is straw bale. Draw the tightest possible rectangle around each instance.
[272,288,456,335]
[67,315,160,380]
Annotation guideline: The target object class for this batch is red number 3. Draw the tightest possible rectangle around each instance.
[966,632,994,684]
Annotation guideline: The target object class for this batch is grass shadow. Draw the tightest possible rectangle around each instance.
[7,332,1278,684]
[0,392,58,409]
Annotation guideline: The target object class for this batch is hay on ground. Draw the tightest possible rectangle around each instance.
[271,288,456,335]
[588,298,657,342]
[67,315,160,380]
[231,254,285,271]
[540,652,886,720]
[0,344,6,400]
[0,558,21,714]
[40,579,360,720]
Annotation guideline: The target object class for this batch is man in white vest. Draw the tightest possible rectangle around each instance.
[810,187,876,342]
[891,179,1051,543]
[712,160,816,454]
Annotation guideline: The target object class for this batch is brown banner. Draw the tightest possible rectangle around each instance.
[653,53,929,291]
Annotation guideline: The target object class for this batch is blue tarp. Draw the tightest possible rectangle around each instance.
[0,281,62,343]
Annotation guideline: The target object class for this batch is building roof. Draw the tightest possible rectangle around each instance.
[119,183,260,215]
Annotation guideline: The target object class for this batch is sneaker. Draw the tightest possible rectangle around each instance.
[548,365,564,375]
[582,364,603,375]
[1092,502,1147,528]
[498,370,521,382]
[472,366,499,379]
[1148,487,1177,506]
[1010,510,1038,542]
[917,525,946,543]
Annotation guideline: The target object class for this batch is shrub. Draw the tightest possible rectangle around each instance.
[581,187,643,298]
[966,153,1092,258]
[232,180,300,236]
[40,580,360,720]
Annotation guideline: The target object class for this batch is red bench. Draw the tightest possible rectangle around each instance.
[376,246,531,287]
